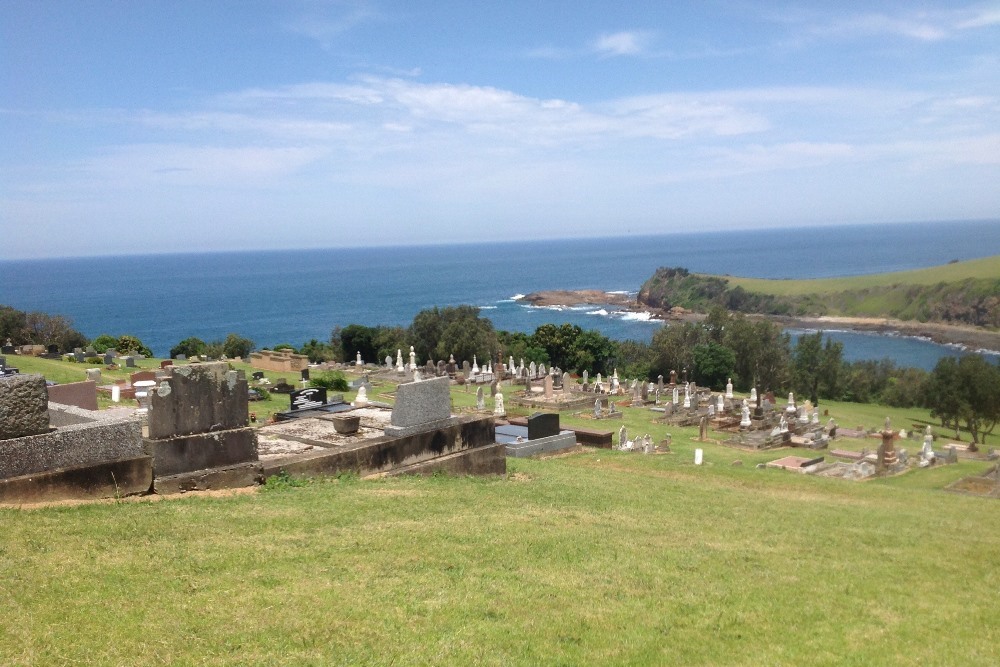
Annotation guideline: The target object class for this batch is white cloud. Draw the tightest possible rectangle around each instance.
[593,31,651,56]
[775,4,1000,43]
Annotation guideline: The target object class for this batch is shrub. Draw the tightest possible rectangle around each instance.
[310,371,349,392]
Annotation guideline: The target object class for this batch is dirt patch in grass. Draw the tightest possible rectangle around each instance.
[0,486,260,511]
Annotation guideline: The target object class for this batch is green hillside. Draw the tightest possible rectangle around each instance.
[638,256,1000,327]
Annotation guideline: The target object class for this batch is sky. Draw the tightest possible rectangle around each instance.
[2,1,999,259]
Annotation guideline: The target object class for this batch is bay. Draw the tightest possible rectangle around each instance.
[2,219,999,369]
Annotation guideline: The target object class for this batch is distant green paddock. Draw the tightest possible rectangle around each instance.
[717,254,1000,296]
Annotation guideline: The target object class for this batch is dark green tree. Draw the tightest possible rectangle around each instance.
[170,337,207,359]
[221,333,254,359]
[793,332,843,404]
[692,341,737,390]
[115,334,153,357]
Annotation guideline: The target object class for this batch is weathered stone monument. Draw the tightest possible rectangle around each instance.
[0,375,50,440]
[143,362,259,490]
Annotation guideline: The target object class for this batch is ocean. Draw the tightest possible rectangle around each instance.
[3,220,999,369]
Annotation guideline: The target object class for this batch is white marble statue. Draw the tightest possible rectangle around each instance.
[472,355,480,374]
[725,378,733,399]
[396,349,404,373]
[356,351,363,366]
[353,385,369,407]
[779,414,789,433]
[717,394,724,412]
[494,391,505,417]
[750,387,758,403]
[740,404,752,428]
[786,392,797,414]
[408,346,416,370]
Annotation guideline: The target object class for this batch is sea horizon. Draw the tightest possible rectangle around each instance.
[3,219,1000,369]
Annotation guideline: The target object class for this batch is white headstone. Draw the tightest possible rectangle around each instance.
[694,448,704,465]
[353,386,369,407]
[725,378,733,399]
[494,391,505,417]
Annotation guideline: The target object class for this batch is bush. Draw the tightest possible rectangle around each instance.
[310,371,349,392]
[170,337,207,359]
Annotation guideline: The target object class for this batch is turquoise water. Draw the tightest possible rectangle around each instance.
[2,219,999,368]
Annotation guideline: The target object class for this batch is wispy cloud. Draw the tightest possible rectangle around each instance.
[592,30,652,56]
[283,1,385,48]
[772,4,1000,44]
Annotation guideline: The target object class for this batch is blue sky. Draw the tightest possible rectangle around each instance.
[2,1,999,259]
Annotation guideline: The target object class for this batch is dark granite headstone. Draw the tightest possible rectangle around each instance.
[124,356,136,368]
[290,386,327,411]
[47,344,59,354]
[252,371,264,380]
[1,346,15,355]
[103,353,115,365]
[300,368,310,381]
[527,412,560,440]
[176,353,187,361]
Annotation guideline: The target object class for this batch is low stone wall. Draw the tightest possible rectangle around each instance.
[0,414,143,480]
[263,414,500,480]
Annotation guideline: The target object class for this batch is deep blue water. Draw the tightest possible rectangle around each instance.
[2,220,999,369]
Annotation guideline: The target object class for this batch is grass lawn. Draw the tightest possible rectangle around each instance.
[2,443,998,665]
[718,254,1000,296]
[4,362,1000,664]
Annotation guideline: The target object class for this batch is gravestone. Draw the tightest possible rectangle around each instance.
[290,387,327,411]
[176,353,186,361]
[85,368,102,383]
[437,360,446,377]
[161,359,174,369]
[385,375,453,436]
[527,412,560,440]
[252,371,265,380]
[0,356,5,368]
[300,368,310,381]
[0,375,50,440]
[74,352,86,363]
[1,346,14,355]
[146,363,250,440]
[130,370,156,384]
[476,386,485,410]
[544,375,554,398]
[124,356,136,368]
[103,352,115,365]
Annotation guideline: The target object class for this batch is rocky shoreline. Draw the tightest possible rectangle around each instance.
[516,290,1000,353]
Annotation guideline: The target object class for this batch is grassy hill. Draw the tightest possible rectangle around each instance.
[638,256,1000,327]
[3,361,1000,664]
[2,435,998,665]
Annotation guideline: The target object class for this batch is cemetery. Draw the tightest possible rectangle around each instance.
[2,346,1000,664]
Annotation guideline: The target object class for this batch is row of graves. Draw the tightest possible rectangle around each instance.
[0,363,506,504]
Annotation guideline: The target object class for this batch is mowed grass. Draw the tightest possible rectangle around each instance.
[3,387,1000,665]
[716,254,1000,297]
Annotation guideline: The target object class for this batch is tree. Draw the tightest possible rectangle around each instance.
[692,342,736,390]
[299,339,335,363]
[408,306,497,365]
[222,333,254,359]
[170,337,207,359]
[792,332,843,404]
[91,334,118,353]
[926,355,1000,447]
[747,321,792,393]
[115,335,153,357]
[340,324,379,363]
[648,322,708,382]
